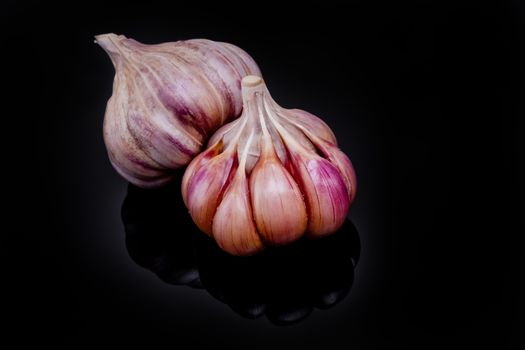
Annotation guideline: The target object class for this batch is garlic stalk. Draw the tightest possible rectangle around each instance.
[182,76,357,256]
[96,34,261,188]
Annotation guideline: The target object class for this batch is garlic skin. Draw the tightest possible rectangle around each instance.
[182,75,357,256]
[96,34,261,188]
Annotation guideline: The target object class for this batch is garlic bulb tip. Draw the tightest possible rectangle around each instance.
[242,75,264,87]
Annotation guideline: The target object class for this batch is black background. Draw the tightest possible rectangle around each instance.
[4,0,524,348]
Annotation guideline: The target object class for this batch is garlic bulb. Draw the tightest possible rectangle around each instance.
[182,75,357,256]
[96,34,261,188]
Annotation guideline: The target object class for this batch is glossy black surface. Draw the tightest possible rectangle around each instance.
[4,0,523,348]
[122,182,360,325]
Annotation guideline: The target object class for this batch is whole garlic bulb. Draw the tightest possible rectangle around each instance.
[182,75,357,256]
[96,34,261,188]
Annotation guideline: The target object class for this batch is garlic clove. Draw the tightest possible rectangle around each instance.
[250,155,307,245]
[103,86,170,182]
[125,95,199,169]
[283,119,357,205]
[313,138,358,204]
[293,127,357,205]
[183,145,237,235]
[181,140,223,205]
[288,150,350,237]
[212,171,264,256]
[212,132,264,256]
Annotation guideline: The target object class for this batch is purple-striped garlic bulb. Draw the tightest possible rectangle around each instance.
[96,34,261,188]
[182,76,357,256]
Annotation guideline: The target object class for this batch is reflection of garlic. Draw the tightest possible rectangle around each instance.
[182,76,357,256]
[96,34,260,188]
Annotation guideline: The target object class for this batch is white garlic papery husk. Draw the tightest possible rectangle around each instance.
[96,34,261,188]
[182,76,357,256]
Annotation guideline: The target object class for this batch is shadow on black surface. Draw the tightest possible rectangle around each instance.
[122,179,360,326]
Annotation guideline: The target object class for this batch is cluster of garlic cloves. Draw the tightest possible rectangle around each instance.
[182,76,357,256]
[96,34,260,188]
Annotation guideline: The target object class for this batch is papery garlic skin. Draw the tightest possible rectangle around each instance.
[96,34,261,188]
[182,75,357,256]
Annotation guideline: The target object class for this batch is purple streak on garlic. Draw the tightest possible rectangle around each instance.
[182,75,357,256]
[95,34,261,188]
